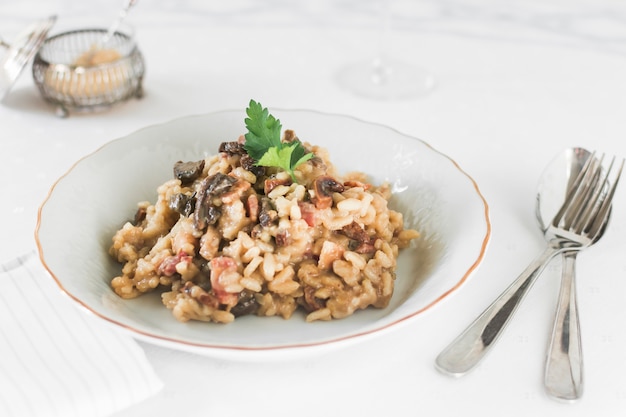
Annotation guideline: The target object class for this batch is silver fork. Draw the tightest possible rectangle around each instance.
[545,155,623,401]
[435,153,623,376]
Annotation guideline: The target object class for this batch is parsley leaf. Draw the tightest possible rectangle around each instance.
[244,100,282,161]
[243,100,314,182]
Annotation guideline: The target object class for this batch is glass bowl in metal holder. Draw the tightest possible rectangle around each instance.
[32,27,144,117]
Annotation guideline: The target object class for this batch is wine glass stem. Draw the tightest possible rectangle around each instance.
[372,0,392,85]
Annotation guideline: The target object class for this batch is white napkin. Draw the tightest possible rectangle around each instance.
[0,253,163,417]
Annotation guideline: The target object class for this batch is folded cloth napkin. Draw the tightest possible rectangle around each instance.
[0,252,163,417]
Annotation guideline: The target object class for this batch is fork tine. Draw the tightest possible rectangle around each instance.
[553,152,623,241]
[575,155,615,234]
[562,154,604,230]
[586,158,624,239]
[552,152,600,229]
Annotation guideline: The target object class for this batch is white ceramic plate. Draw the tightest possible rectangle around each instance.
[36,109,490,360]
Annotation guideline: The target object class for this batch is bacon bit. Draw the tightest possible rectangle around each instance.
[343,180,371,191]
[246,193,259,222]
[354,241,376,254]
[302,286,326,312]
[264,177,292,195]
[221,179,251,204]
[275,230,291,247]
[298,201,317,227]
[341,221,369,242]
[199,293,220,308]
[209,256,240,306]
[158,250,193,277]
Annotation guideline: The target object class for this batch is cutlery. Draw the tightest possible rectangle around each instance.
[536,148,589,401]
[540,149,617,401]
[435,151,623,376]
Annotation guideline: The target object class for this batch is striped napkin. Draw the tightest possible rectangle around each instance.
[0,253,163,417]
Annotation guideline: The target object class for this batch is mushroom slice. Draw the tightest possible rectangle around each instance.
[312,176,345,209]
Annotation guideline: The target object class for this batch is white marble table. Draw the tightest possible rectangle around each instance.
[2,1,626,416]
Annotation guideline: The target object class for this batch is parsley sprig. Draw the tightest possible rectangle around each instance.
[243,100,313,182]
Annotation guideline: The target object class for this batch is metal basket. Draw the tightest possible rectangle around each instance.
[32,28,145,117]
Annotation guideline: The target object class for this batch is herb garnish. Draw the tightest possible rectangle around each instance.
[243,100,313,182]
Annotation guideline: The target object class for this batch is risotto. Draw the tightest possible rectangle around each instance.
[109,129,419,323]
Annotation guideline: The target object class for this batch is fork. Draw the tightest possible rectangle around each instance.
[435,153,623,376]
[545,155,623,401]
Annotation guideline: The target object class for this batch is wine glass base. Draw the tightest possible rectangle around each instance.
[337,58,435,100]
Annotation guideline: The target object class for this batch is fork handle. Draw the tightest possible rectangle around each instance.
[435,244,562,376]
[544,251,583,401]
